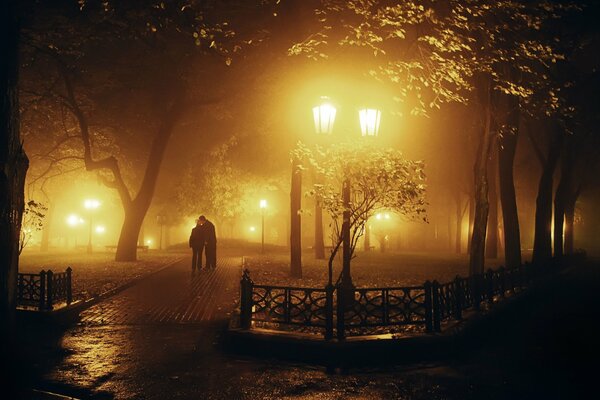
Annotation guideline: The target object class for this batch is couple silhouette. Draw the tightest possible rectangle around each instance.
[189,215,217,271]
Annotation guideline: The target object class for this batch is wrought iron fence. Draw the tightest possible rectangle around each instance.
[343,286,429,330]
[17,267,72,310]
[239,255,578,340]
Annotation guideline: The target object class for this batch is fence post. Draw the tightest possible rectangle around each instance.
[18,274,24,305]
[284,289,291,324]
[382,289,388,325]
[453,276,463,320]
[499,266,506,298]
[39,270,46,311]
[471,275,481,311]
[46,270,54,310]
[432,281,441,332]
[325,284,334,340]
[486,269,494,303]
[424,281,433,333]
[240,269,253,329]
[336,284,346,340]
[66,267,73,305]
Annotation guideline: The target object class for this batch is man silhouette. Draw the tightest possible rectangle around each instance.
[198,215,217,269]
[189,218,206,272]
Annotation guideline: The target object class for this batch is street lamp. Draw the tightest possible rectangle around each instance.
[84,199,100,254]
[156,214,166,250]
[359,108,382,137]
[311,98,337,261]
[66,214,84,248]
[312,99,337,135]
[260,199,267,254]
[340,108,382,290]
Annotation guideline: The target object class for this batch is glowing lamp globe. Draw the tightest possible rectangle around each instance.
[312,100,337,135]
[84,199,100,210]
[359,108,382,137]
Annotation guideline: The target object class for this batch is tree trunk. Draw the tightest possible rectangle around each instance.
[364,219,371,252]
[498,102,522,268]
[486,145,498,259]
[40,201,52,252]
[290,157,302,277]
[469,81,493,276]
[467,195,474,253]
[116,207,145,261]
[564,195,576,255]
[314,199,325,259]
[112,91,183,261]
[455,192,462,254]
[553,137,574,258]
[532,128,563,265]
[137,224,145,247]
[1,0,29,367]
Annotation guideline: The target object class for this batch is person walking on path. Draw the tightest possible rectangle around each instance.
[189,219,207,272]
[199,215,217,269]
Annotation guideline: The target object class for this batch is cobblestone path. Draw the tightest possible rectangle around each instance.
[80,256,243,325]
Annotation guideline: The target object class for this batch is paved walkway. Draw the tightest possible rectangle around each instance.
[18,258,600,399]
[80,256,242,326]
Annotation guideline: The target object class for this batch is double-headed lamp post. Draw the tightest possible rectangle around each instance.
[260,199,267,254]
[311,99,336,261]
[84,199,100,254]
[339,107,382,290]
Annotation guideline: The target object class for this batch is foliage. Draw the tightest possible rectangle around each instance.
[289,0,575,117]
[175,138,271,229]
[299,141,427,277]
[19,200,47,254]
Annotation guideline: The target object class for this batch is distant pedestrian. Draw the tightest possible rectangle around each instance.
[189,219,206,272]
[198,215,217,269]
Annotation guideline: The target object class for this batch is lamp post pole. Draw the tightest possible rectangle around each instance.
[290,158,302,277]
[260,199,267,254]
[87,213,93,254]
[84,199,100,254]
[341,177,353,288]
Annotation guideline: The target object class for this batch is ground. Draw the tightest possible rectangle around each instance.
[9,249,599,399]
[245,250,505,287]
[19,250,184,300]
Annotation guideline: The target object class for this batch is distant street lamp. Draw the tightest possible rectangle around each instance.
[66,214,84,248]
[84,199,100,254]
[95,225,106,234]
[156,214,166,250]
[260,199,267,254]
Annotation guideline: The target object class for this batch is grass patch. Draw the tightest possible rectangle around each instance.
[245,250,505,288]
[19,250,184,300]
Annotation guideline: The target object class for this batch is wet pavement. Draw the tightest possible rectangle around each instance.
[15,259,600,399]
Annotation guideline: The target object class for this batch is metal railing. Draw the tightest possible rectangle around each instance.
[17,267,73,310]
[239,255,579,340]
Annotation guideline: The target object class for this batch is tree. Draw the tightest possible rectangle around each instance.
[288,0,572,274]
[301,142,427,283]
[21,0,279,261]
[174,139,272,237]
[1,0,29,370]
[19,200,46,254]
